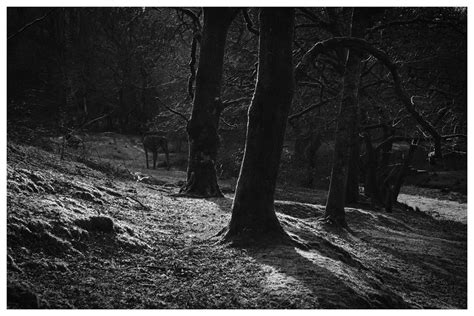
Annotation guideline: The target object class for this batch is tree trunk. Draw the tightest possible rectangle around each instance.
[221,8,295,245]
[324,9,365,226]
[345,139,360,203]
[362,132,381,203]
[380,124,395,169]
[180,8,238,197]
[345,8,371,204]
[392,142,418,201]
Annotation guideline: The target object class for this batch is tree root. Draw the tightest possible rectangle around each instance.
[319,214,348,228]
[170,191,224,199]
[178,173,224,198]
[217,226,309,250]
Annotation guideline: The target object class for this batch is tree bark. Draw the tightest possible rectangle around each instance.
[180,8,238,197]
[392,142,418,201]
[362,132,381,203]
[324,9,365,226]
[221,8,295,245]
[345,138,360,203]
[345,8,373,204]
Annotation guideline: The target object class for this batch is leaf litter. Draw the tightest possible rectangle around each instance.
[7,141,466,308]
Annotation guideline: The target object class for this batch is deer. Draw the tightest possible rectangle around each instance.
[142,132,170,170]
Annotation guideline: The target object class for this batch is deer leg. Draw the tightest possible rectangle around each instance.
[153,151,157,169]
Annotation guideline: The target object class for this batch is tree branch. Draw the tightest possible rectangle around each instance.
[362,123,387,131]
[221,97,250,109]
[242,9,259,36]
[442,134,467,140]
[295,36,443,157]
[155,97,189,122]
[188,35,198,99]
[288,98,334,122]
[8,8,56,41]
[366,16,465,36]
[175,8,202,31]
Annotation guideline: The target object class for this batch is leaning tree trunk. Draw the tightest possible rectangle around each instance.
[324,9,365,226]
[345,8,373,204]
[221,8,295,245]
[180,8,238,197]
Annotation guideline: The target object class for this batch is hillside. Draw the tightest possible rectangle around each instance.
[6,134,467,309]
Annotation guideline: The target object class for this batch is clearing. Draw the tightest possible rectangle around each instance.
[6,133,467,308]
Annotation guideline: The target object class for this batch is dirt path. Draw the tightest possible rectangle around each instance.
[7,141,467,309]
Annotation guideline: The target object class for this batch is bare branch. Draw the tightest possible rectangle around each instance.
[220,117,238,129]
[242,9,259,36]
[296,8,332,32]
[442,134,467,140]
[295,36,443,157]
[79,112,114,130]
[366,16,465,36]
[175,8,202,31]
[155,97,189,122]
[221,97,250,109]
[288,98,334,122]
[188,35,198,99]
[8,8,56,41]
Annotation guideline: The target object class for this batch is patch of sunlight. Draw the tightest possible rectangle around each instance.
[294,248,376,295]
[260,264,308,293]
[398,193,467,224]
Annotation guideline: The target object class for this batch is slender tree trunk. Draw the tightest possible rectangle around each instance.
[345,139,360,203]
[324,9,365,226]
[180,8,238,197]
[345,8,371,204]
[362,132,380,203]
[380,124,395,169]
[392,142,418,201]
[221,8,295,245]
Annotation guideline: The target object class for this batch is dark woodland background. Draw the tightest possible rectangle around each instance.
[8,7,466,185]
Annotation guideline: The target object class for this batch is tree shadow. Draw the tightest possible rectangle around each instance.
[246,245,411,309]
[205,196,234,213]
[203,199,410,308]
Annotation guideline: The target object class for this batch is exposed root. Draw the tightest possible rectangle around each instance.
[178,181,224,198]
[170,191,224,199]
[308,236,366,270]
[219,227,309,250]
[319,214,349,229]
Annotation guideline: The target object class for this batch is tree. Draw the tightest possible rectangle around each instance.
[323,8,366,226]
[221,8,296,245]
[180,8,239,197]
[344,8,379,204]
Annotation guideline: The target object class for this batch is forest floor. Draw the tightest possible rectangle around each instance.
[6,132,467,309]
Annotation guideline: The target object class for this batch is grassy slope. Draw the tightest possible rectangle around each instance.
[6,136,467,309]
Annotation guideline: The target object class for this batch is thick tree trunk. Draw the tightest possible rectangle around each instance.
[324,9,365,226]
[180,8,238,197]
[221,8,295,245]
